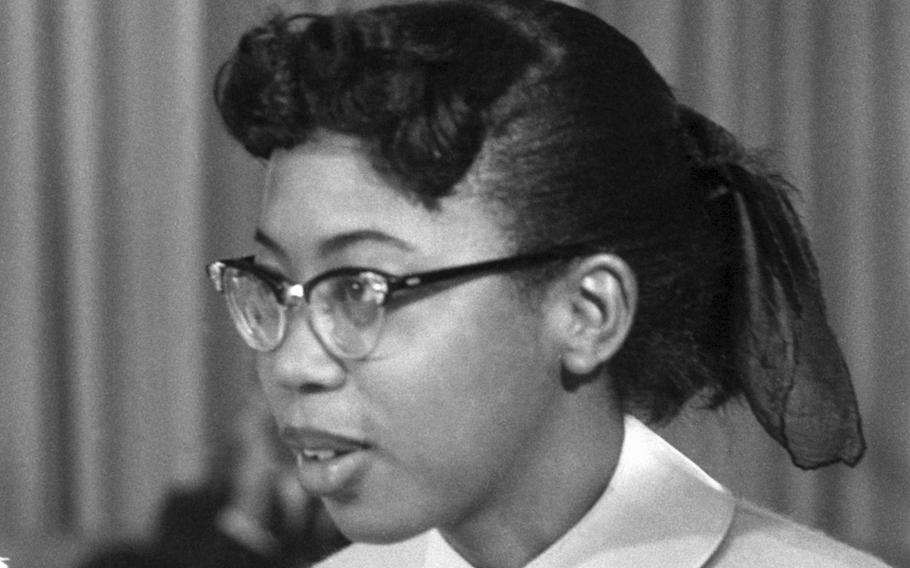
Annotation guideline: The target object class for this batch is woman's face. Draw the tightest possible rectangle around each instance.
[254,133,564,543]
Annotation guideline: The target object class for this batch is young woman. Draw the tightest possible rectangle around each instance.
[207,1,885,566]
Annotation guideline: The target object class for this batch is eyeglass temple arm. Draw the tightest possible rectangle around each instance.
[390,244,597,292]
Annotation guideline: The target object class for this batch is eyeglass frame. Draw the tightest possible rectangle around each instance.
[206,241,604,357]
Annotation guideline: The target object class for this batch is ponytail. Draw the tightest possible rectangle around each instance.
[679,105,865,469]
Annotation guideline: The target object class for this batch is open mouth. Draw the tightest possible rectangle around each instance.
[291,436,371,494]
[300,448,356,462]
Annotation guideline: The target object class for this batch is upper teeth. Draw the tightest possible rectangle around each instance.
[302,448,338,461]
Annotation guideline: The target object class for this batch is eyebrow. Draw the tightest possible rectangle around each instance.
[253,228,415,260]
[254,229,288,259]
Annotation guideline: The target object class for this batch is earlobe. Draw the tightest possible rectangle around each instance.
[560,255,637,376]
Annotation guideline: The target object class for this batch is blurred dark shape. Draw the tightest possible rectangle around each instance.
[154,478,347,568]
[74,394,348,568]
[74,544,179,568]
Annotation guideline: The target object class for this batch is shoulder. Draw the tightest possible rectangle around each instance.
[707,499,891,568]
[311,500,893,568]
[314,534,428,568]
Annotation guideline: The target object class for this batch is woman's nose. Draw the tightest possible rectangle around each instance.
[259,313,346,394]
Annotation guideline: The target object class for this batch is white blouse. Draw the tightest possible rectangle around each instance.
[316,416,889,568]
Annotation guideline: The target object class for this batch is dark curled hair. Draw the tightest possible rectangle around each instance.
[215,0,787,423]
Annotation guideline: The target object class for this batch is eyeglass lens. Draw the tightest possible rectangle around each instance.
[223,266,287,351]
[308,273,386,358]
[222,266,387,358]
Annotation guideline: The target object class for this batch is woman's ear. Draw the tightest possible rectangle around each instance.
[556,254,637,376]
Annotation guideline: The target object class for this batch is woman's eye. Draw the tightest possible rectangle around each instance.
[324,275,383,328]
[343,278,368,301]
[329,275,375,303]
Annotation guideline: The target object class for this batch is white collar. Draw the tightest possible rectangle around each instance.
[423,415,735,568]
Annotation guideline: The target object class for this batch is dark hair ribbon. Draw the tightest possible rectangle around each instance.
[680,105,865,470]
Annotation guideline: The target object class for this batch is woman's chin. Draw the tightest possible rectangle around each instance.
[325,500,431,544]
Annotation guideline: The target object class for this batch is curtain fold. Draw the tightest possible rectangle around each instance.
[1,0,45,534]
[60,0,106,533]
[1,0,207,541]
[1,1,907,566]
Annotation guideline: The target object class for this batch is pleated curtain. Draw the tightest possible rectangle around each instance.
[1,0,210,538]
[1,1,907,566]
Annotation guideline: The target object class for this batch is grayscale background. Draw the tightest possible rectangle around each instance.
[1,1,907,566]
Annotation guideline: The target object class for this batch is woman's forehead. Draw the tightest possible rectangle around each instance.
[259,137,512,265]
[265,132,375,190]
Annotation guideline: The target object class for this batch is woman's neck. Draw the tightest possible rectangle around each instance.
[439,383,625,568]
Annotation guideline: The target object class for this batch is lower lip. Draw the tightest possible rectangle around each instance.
[295,449,370,496]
